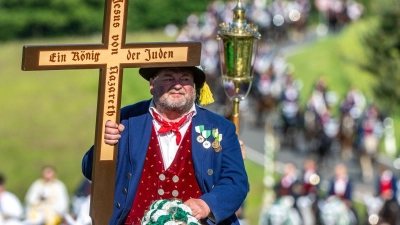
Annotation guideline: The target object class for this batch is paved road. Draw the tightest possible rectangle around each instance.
[238,107,385,202]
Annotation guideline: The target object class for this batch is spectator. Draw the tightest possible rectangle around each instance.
[376,164,397,201]
[328,163,352,202]
[24,166,69,225]
[301,159,320,196]
[327,163,358,223]
[64,195,92,225]
[276,163,302,199]
[375,165,399,224]
[0,173,24,225]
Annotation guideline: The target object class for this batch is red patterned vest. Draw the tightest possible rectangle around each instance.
[124,124,202,224]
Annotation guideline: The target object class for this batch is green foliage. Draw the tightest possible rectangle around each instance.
[127,0,209,30]
[0,0,209,41]
[359,0,400,113]
[0,0,104,40]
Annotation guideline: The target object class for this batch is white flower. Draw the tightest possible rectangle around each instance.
[161,201,179,210]
[164,222,181,225]
[177,203,192,215]
[187,216,199,224]
[150,200,164,209]
[152,210,169,221]
[142,199,201,225]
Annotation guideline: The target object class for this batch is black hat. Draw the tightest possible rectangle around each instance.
[138,66,206,89]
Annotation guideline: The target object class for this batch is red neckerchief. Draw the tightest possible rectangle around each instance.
[151,109,192,145]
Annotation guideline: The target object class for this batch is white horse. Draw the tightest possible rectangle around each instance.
[262,196,302,225]
[318,196,357,225]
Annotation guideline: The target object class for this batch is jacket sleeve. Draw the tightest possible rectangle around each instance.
[82,146,94,180]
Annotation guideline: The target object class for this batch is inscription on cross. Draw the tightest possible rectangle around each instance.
[21,0,201,224]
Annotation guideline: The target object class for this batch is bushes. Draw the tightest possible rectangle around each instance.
[0,0,209,41]
[359,0,400,113]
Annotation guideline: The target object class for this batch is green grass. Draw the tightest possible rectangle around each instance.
[288,19,376,105]
[243,160,265,225]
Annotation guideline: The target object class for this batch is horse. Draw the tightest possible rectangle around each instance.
[357,115,384,182]
[337,112,356,160]
[318,196,358,225]
[261,196,303,225]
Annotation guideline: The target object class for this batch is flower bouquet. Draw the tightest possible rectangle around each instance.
[142,199,200,225]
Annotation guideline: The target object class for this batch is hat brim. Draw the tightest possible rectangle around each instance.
[139,66,206,89]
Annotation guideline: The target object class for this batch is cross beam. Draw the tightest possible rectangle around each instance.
[21,0,201,224]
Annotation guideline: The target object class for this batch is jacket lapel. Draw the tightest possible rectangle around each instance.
[128,104,153,198]
[191,106,213,190]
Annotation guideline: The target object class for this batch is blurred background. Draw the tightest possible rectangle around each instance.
[0,0,400,224]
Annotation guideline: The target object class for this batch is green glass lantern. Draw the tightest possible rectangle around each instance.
[217,0,261,134]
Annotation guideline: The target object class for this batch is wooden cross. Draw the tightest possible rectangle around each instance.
[21,0,201,224]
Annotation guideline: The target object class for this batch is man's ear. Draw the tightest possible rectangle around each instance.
[149,78,154,94]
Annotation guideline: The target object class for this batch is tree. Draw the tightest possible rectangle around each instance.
[360,0,400,112]
[0,0,210,41]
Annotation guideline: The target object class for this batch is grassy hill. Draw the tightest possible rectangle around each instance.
[287,20,376,105]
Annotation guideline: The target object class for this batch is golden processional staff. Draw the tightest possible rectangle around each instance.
[217,0,261,135]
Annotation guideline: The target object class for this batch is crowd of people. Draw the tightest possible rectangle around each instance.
[263,159,400,224]
[0,167,91,225]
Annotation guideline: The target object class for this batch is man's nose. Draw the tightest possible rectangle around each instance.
[171,81,184,89]
[170,79,186,87]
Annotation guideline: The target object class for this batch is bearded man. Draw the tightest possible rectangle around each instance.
[82,66,248,225]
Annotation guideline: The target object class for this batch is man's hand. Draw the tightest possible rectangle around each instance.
[104,120,125,145]
[184,198,211,220]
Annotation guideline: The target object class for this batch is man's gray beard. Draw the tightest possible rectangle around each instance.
[154,91,196,115]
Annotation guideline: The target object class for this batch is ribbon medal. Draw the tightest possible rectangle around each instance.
[212,128,223,152]
[195,125,205,143]
[201,130,212,149]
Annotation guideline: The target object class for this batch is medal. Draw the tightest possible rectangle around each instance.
[196,125,213,149]
[203,140,211,149]
[212,128,223,152]
[212,140,220,149]
[195,125,206,143]
[196,135,205,143]
[201,130,211,149]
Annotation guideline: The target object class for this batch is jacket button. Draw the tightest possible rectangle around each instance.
[123,188,128,195]
[207,169,213,176]
[126,173,131,179]
[116,203,121,209]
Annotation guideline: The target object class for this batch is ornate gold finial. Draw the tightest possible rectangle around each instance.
[217,0,261,37]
